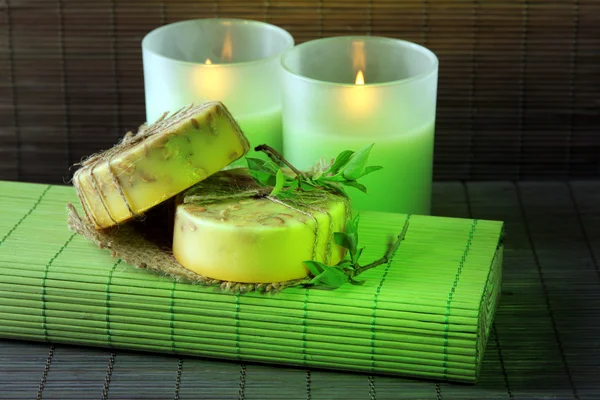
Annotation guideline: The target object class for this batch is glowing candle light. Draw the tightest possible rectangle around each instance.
[355,69,365,85]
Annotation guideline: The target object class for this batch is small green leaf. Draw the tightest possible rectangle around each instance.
[352,214,360,233]
[246,158,277,186]
[343,180,368,193]
[287,179,300,191]
[345,214,359,235]
[323,174,347,183]
[263,161,282,174]
[248,170,273,186]
[363,165,383,176]
[355,247,364,263]
[270,169,285,197]
[337,260,354,270]
[327,150,354,174]
[334,232,352,250]
[299,180,317,191]
[304,260,326,276]
[342,144,375,181]
[309,267,349,289]
[347,234,359,262]
[246,157,269,173]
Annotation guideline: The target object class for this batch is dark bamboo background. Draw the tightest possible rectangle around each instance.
[1,1,599,184]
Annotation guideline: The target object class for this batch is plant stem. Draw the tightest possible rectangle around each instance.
[351,219,410,277]
[255,144,306,179]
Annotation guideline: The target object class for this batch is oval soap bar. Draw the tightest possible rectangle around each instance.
[73,101,249,229]
[172,170,348,283]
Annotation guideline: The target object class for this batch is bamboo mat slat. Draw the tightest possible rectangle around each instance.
[1,1,599,183]
[1,181,599,399]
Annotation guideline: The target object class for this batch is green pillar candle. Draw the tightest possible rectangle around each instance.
[142,18,293,159]
[281,36,438,215]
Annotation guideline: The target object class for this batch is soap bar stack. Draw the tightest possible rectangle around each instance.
[71,101,348,284]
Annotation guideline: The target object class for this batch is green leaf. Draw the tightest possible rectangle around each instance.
[248,169,273,186]
[270,169,285,197]
[345,214,359,235]
[323,174,347,183]
[304,260,326,276]
[343,214,361,263]
[342,144,375,181]
[347,234,359,262]
[327,150,354,174]
[337,260,354,271]
[334,232,352,250]
[352,214,360,233]
[343,180,368,193]
[299,180,317,191]
[287,179,300,191]
[309,267,349,289]
[263,161,281,174]
[246,158,277,186]
[246,157,269,173]
[355,247,364,263]
[363,165,383,176]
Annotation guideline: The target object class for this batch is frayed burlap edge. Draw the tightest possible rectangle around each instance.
[66,203,308,293]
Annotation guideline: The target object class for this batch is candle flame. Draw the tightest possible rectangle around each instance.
[355,70,365,85]
[221,30,233,62]
[205,58,212,65]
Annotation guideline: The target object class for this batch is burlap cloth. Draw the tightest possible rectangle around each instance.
[67,201,311,293]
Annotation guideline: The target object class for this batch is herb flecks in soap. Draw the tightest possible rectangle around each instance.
[304,216,410,290]
[247,144,382,199]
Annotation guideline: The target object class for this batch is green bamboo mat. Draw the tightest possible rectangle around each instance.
[0,181,504,383]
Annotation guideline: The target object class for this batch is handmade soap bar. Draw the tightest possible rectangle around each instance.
[173,170,349,283]
[73,102,249,229]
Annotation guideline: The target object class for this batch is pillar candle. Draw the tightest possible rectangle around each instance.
[142,18,293,163]
[281,36,438,215]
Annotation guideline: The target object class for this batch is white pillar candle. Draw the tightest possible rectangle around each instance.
[142,18,294,163]
[281,36,438,215]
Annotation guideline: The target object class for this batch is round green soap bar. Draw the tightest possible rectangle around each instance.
[172,170,348,283]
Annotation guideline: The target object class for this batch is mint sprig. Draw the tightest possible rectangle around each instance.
[304,216,410,290]
[246,144,382,199]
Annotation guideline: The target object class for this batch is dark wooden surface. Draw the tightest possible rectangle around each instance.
[1,2,600,183]
[1,180,598,400]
